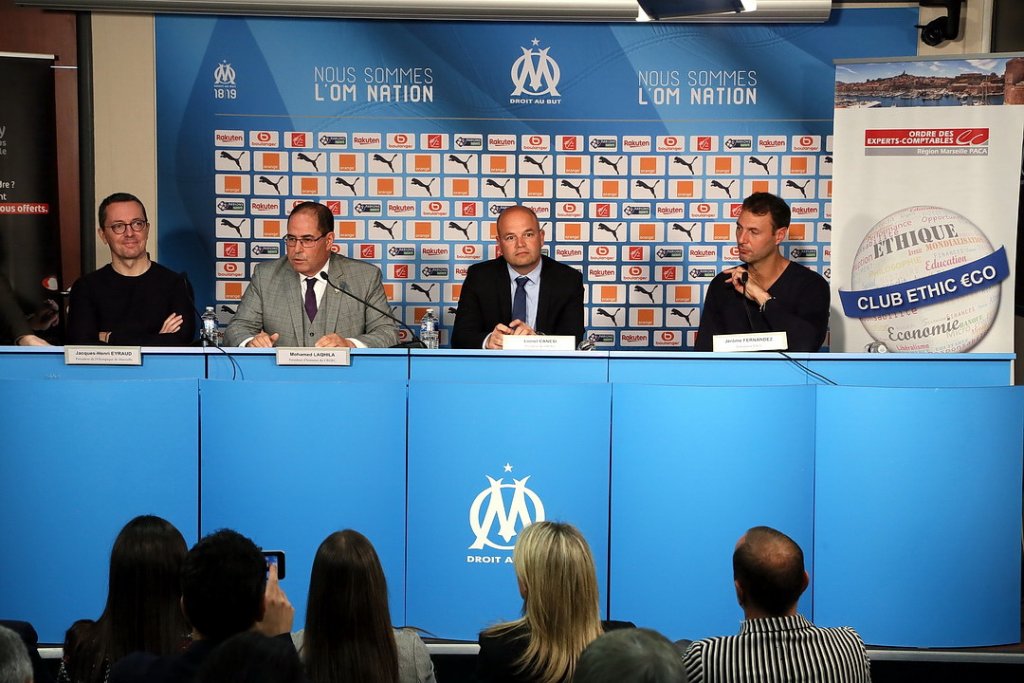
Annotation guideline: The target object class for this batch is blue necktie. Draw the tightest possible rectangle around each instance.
[511,276,529,324]
[304,278,318,321]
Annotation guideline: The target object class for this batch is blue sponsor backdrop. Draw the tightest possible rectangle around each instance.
[155,8,918,349]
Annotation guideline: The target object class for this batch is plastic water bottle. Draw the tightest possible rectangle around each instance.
[419,309,439,349]
[201,306,219,346]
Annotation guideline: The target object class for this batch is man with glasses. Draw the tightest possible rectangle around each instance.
[67,192,195,345]
[224,201,397,348]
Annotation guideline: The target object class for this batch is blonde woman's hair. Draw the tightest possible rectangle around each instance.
[484,521,604,683]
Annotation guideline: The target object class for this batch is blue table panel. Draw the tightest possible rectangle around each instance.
[608,352,1013,387]
[0,348,207,380]
[409,349,609,384]
[0,379,200,643]
[406,381,612,640]
[205,348,409,381]
[814,386,1024,647]
[610,383,816,641]
[199,379,408,629]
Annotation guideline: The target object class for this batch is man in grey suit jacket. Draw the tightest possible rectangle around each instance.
[224,201,397,348]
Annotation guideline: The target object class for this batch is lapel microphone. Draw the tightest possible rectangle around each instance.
[318,271,425,348]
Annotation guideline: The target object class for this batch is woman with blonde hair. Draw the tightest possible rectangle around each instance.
[293,529,435,683]
[476,521,632,683]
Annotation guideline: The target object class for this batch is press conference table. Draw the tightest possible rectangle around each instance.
[0,348,1020,650]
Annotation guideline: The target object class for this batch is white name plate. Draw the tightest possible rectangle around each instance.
[712,331,789,352]
[64,346,142,365]
[275,347,351,366]
[502,335,576,351]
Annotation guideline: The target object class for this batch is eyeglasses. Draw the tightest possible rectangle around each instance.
[283,234,327,247]
[106,219,148,234]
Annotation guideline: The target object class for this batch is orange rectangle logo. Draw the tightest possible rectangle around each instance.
[262,220,281,237]
[714,157,733,174]
[638,223,656,241]
[788,223,806,241]
[336,221,357,238]
[752,180,770,193]
[300,177,319,195]
[414,307,430,323]
[451,178,470,196]
[224,282,243,298]
[563,223,582,240]
[261,153,281,171]
[527,179,545,197]
[790,157,808,173]
[489,157,507,173]
[563,156,583,174]
[601,180,619,197]
[825,180,832,197]
[335,154,357,172]
[414,155,432,173]
[223,176,242,193]
[674,180,694,198]
[599,286,618,303]
[414,221,432,239]
[712,223,732,241]
[637,309,655,326]
[452,283,463,300]
[639,157,657,174]
[671,285,693,303]
[375,178,395,195]
[382,283,395,300]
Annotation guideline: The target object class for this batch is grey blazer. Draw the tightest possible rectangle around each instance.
[224,253,398,348]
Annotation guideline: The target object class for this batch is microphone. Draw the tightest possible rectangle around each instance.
[739,268,749,285]
[318,271,425,349]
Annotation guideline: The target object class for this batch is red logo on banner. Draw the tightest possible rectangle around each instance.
[461,202,477,216]
[290,132,307,147]
[800,135,814,147]
[664,136,678,146]
[696,203,711,213]
[529,135,543,146]
[696,136,712,151]
[222,262,239,273]
[662,266,677,279]
[428,201,442,212]
[255,131,272,144]
[864,128,990,147]
[628,266,643,277]
[360,245,375,259]
[595,204,611,218]
[562,137,577,151]
[394,265,409,278]
[326,201,341,215]
[427,134,443,148]
[394,133,408,145]
[729,203,743,218]
[595,246,610,257]
[661,331,677,342]
[223,244,239,257]
[628,246,643,260]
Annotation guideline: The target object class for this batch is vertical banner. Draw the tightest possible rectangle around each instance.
[0,53,63,327]
[155,8,918,350]
[831,55,1024,353]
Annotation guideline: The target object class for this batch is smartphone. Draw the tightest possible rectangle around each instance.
[263,550,286,580]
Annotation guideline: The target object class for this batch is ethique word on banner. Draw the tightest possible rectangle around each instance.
[839,247,1009,318]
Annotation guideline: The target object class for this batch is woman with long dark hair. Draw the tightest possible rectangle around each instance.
[476,521,632,683]
[58,515,189,683]
[293,530,435,683]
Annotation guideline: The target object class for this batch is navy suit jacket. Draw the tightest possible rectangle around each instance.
[451,255,584,349]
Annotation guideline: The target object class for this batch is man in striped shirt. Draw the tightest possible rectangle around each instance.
[683,526,871,683]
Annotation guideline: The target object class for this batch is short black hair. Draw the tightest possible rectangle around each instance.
[289,201,334,235]
[741,192,790,231]
[733,526,806,616]
[98,192,148,227]
[573,628,687,683]
[180,529,266,643]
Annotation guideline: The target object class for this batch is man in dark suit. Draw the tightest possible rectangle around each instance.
[224,201,397,348]
[451,205,584,349]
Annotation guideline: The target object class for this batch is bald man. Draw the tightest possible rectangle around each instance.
[683,526,871,683]
[451,205,584,349]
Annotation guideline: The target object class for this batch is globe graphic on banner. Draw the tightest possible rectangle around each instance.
[850,205,999,352]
